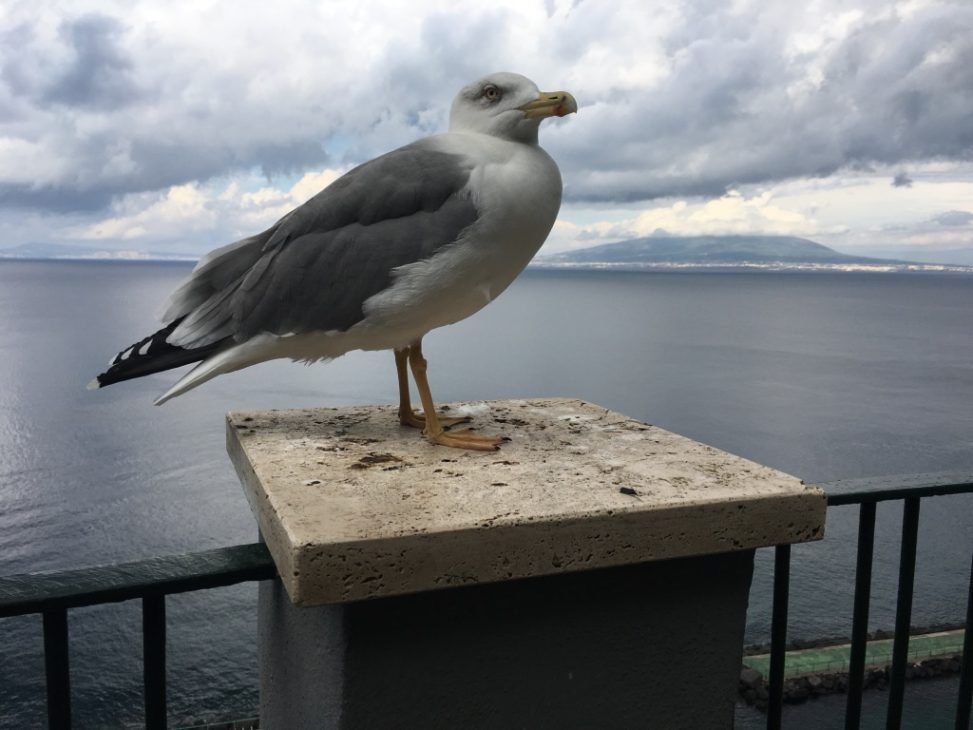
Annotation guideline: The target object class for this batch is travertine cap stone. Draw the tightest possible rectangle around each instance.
[227,398,825,606]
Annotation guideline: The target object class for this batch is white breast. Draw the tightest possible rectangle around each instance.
[352,132,563,349]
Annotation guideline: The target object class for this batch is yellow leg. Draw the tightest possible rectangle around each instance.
[395,348,426,429]
[395,347,469,430]
[407,340,504,451]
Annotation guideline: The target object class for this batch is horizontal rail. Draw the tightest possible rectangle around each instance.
[0,542,276,618]
[819,472,973,505]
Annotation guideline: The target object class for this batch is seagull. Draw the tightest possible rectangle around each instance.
[91,72,577,451]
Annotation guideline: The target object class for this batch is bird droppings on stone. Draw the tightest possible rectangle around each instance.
[349,453,404,470]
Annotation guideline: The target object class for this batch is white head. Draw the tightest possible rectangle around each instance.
[448,72,578,144]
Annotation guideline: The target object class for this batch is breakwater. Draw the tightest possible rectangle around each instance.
[738,625,966,711]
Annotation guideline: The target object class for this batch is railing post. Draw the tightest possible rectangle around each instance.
[887,496,920,730]
[768,544,791,730]
[43,608,71,730]
[956,551,973,730]
[143,595,167,730]
[845,502,876,730]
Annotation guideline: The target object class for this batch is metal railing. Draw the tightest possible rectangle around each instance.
[765,472,973,730]
[0,543,277,729]
[2,474,972,729]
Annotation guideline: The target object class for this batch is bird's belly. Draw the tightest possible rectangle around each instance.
[353,234,532,349]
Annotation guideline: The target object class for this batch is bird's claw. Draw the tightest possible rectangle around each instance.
[399,410,471,430]
[425,428,505,451]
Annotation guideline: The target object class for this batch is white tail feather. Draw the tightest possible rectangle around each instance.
[153,334,280,405]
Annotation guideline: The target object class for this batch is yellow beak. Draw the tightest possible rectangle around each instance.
[520,90,579,120]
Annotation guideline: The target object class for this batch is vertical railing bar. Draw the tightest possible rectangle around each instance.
[767,544,791,730]
[845,501,877,730]
[42,608,71,730]
[143,595,167,730]
[955,551,973,730]
[887,496,921,730]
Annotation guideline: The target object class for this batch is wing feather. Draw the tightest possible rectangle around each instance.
[166,140,478,349]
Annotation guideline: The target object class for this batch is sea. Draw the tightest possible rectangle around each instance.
[1,259,972,729]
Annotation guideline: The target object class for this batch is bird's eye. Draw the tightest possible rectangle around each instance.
[482,84,501,102]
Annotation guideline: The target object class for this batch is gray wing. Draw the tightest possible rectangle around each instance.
[165,140,478,349]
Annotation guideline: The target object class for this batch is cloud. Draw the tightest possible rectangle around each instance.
[69,166,349,247]
[2,0,972,216]
[932,210,973,226]
[892,172,914,187]
[0,3,348,212]
[557,0,973,202]
[45,14,141,109]
[545,188,848,252]
[2,14,140,110]
[1,0,972,260]
[546,166,973,254]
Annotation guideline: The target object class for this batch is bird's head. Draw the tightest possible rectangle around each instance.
[449,72,577,144]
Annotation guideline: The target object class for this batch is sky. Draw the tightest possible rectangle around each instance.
[1,0,972,262]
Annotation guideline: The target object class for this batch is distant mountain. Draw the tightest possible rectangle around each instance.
[540,235,885,265]
[0,242,197,262]
[536,235,973,273]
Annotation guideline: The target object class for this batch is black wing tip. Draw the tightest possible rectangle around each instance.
[89,367,132,389]
[91,319,228,392]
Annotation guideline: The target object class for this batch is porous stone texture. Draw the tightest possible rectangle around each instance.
[227,398,824,606]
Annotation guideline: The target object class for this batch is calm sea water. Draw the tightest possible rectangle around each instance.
[1,260,972,728]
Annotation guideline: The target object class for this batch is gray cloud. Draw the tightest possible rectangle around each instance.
[933,210,973,226]
[2,14,140,110]
[0,10,340,212]
[44,15,140,109]
[555,0,973,201]
[0,0,971,217]
[0,185,114,213]
[892,172,913,188]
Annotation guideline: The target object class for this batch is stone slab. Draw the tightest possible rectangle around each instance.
[227,398,825,606]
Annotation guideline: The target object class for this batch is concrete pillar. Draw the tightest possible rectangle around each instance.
[228,398,826,730]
